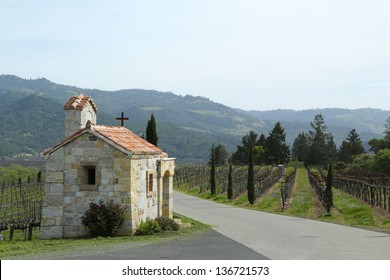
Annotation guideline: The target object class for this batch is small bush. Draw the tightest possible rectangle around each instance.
[155,216,179,231]
[135,218,161,236]
[81,199,125,237]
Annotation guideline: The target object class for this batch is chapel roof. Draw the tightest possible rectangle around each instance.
[64,94,98,112]
[44,124,166,157]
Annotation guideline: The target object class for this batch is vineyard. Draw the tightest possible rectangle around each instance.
[0,178,44,240]
[174,164,390,215]
[175,164,296,206]
[0,163,389,242]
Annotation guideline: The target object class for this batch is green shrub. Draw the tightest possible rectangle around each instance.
[135,218,161,235]
[81,199,125,237]
[155,216,179,231]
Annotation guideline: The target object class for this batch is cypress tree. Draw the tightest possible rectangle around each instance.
[210,145,216,195]
[247,145,255,204]
[146,114,158,146]
[37,171,42,183]
[227,163,233,200]
[326,164,334,213]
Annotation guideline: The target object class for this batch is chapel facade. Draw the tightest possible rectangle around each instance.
[40,94,174,239]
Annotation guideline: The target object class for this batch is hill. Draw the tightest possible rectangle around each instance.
[0,75,387,161]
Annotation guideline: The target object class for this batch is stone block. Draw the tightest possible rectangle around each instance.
[46,172,63,183]
[49,184,63,193]
[100,157,114,169]
[44,193,63,206]
[71,148,84,156]
[64,155,76,165]
[41,216,56,226]
[46,151,64,172]
[118,178,130,186]
[94,140,104,148]
[40,226,63,239]
[101,169,114,180]
[42,206,62,218]
[64,185,78,193]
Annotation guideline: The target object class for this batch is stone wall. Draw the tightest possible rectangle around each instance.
[40,132,132,239]
[64,103,96,138]
[40,130,175,239]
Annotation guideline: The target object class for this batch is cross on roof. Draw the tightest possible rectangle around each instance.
[116,112,129,126]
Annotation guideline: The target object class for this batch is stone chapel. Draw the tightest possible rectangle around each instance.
[40,94,175,239]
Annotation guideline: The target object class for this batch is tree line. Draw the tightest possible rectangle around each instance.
[209,113,390,174]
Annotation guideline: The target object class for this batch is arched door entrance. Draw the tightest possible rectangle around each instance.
[162,170,171,218]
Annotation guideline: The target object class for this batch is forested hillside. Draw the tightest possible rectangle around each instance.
[0,75,387,161]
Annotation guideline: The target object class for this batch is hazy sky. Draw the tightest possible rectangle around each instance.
[1,0,390,110]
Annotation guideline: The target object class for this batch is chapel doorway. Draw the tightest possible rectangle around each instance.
[162,170,171,218]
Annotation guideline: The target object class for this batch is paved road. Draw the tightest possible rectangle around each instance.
[174,191,390,260]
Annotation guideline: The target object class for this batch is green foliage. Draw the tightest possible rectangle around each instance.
[373,149,390,172]
[291,132,310,164]
[333,161,347,170]
[154,216,179,231]
[368,138,390,154]
[264,122,290,164]
[231,125,289,166]
[208,144,229,165]
[231,130,258,165]
[146,114,158,146]
[349,154,376,172]
[338,129,365,163]
[307,114,336,166]
[135,218,161,236]
[81,199,125,237]
[0,164,40,184]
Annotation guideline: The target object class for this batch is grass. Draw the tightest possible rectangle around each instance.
[176,167,390,233]
[0,213,210,259]
[286,168,317,217]
[319,188,390,231]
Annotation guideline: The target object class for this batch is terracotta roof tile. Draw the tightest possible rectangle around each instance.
[93,125,163,155]
[44,124,164,156]
[64,94,98,112]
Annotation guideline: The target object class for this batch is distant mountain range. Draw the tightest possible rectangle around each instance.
[0,74,388,162]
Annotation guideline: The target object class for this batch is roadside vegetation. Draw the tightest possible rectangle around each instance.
[0,213,209,259]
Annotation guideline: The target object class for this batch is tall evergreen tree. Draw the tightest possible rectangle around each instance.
[338,129,365,163]
[307,114,336,166]
[325,135,338,163]
[257,133,266,147]
[292,132,310,164]
[146,114,158,147]
[264,122,290,164]
[247,145,255,204]
[231,130,258,165]
[208,144,229,165]
[210,145,216,195]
